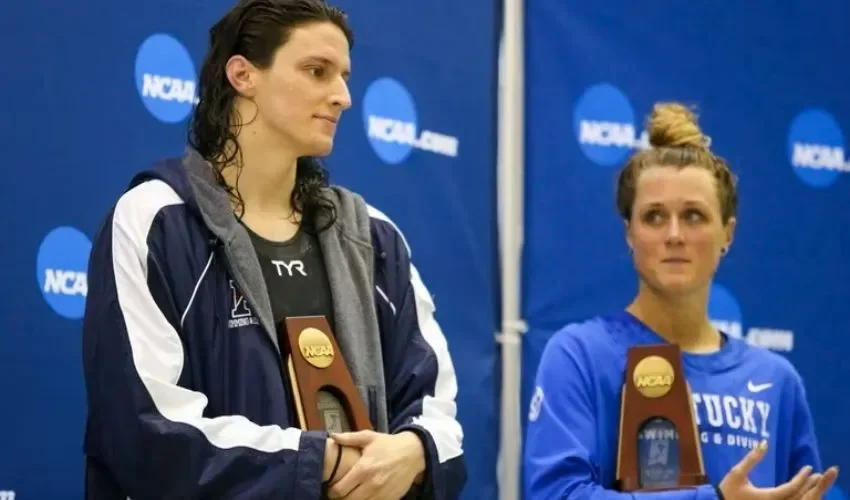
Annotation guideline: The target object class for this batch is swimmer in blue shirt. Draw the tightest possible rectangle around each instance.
[524,102,839,499]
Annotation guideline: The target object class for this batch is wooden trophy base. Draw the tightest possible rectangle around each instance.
[280,316,373,432]
[615,344,707,492]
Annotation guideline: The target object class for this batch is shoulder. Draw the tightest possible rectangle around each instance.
[95,179,209,276]
[366,203,411,255]
[323,185,410,253]
[105,179,187,242]
[734,341,807,394]
[736,341,800,377]
[327,185,412,253]
[542,314,623,366]
[533,316,628,408]
[548,314,623,350]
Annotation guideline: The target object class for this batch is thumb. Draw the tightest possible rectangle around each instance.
[330,430,377,447]
[733,439,768,477]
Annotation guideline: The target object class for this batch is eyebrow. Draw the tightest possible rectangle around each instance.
[642,200,709,209]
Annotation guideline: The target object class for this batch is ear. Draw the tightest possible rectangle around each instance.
[225,55,259,98]
[722,216,736,253]
[624,218,634,253]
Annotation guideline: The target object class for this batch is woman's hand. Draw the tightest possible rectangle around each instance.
[718,440,839,499]
[326,430,426,500]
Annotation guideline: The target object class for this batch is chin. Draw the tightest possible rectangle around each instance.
[301,138,334,157]
[653,276,702,297]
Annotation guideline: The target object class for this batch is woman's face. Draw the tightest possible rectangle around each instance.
[626,165,735,298]
[228,21,352,157]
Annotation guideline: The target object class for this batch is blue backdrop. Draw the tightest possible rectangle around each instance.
[522,0,850,498]
[0,0,499,498]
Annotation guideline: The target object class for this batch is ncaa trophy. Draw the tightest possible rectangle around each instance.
[279,316,373,433]
[615,344,708,491]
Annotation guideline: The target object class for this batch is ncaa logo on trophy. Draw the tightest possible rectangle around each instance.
[633,355,675,398]
[298,327,335,368]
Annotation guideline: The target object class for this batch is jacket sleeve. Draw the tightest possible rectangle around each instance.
[371,209,467,500]
[787,371,823,478]
[524,330,719,500]
[81,182,329,499]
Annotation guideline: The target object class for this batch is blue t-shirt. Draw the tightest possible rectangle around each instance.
[523,311,822,499]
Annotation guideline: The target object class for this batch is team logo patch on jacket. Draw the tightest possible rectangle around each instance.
[229,280,259,329]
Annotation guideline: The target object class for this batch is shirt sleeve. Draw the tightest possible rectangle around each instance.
[786,370,823,477]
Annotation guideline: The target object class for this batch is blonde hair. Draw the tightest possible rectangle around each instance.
[616,102,738,223]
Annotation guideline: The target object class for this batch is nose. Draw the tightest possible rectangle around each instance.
[665,217,684,245]
[330,80,352,111]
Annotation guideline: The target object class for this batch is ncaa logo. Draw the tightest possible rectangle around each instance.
[707,282,743,339]
[573,83,648,167]
[135,33,198,123]
[36,226,91,320]
[362,77,459,164]
[787,108,848,188]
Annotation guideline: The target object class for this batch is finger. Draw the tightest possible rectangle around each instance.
[790,474,821,500]
[803,467,838,500]
[331,430,378,447]
[337,483,366,500]
[762,465,813,498]
[731,440,769,477]
[328,462,368,498]
[345,482,377,500]
[346,473,392,500]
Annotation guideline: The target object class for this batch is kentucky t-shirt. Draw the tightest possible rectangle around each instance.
[524,311,823,499]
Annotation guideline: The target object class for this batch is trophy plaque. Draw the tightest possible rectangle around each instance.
[279,316,373,434]
[615,344,708,491]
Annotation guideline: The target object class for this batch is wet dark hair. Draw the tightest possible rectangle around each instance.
[616,102,738,225]
[188,0,354,230]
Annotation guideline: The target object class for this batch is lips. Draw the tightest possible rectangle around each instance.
[662,258,690,263]
[315,115,338,124]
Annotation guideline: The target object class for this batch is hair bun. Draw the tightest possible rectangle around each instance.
[647,102,709,149]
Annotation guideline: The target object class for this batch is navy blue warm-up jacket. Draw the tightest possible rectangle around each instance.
[81,148,467,499]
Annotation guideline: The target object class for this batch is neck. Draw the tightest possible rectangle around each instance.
[626,282,721,353]
[221,116,300,219]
